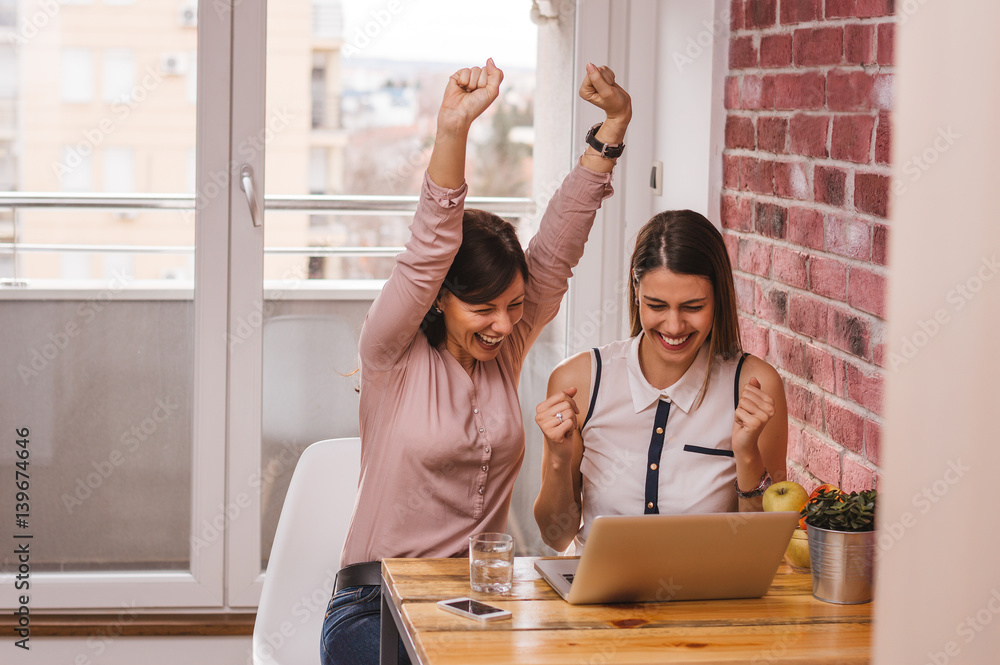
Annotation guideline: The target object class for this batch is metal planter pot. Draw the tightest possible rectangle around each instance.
[806,525,875,604]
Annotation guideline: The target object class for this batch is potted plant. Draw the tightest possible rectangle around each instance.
[800,486,877,604]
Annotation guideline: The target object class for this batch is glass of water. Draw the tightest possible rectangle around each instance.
[469,532,514,594]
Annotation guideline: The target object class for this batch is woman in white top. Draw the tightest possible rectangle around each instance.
[533,210,788,552]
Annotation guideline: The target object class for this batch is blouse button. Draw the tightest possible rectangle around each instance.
[647,501,654,509]
[656,427,663,434]
[479,427,484,433]
[485,446,491,454]
[478,487,484,495]
[650,463,657,471]
[481,465,488,472]
[473,408,479,414]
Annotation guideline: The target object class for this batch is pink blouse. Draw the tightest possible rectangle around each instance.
[340,164,615,566]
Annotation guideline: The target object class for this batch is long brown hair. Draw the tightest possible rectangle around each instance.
[627,210,742,404]
[421,209,529,347]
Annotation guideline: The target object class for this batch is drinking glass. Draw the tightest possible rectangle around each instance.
[469,533,514,594]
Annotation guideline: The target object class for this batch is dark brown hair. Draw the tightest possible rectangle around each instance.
[421,209,529,347]
[628,210,742,403]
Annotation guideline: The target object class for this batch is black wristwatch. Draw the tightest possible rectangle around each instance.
[585,122,625,159]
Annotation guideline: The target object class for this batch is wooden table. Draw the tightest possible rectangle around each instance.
[380,557,872,664]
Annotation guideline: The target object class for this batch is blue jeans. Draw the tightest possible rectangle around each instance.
[320,584,411,665]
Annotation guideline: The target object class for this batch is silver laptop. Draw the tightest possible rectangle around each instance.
[534,512,799,604]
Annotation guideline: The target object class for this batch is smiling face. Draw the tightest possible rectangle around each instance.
[438,273,526,375]
[635,268,715,388]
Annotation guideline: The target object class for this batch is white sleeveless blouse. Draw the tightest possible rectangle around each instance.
[576,334,744,550]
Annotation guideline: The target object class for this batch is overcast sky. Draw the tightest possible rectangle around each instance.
[341,0,539,69]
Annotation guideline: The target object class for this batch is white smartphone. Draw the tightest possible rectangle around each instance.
[436,597,512,622]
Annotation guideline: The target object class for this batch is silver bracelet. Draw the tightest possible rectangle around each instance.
[735,469,772,499]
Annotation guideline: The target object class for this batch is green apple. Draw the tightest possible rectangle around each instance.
[762,480,809,513]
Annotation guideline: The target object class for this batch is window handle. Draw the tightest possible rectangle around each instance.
[239,165,261,227]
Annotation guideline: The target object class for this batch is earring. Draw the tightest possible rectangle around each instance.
[433,306,442,314]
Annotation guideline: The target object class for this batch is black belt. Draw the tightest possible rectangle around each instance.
[334,561,382,593]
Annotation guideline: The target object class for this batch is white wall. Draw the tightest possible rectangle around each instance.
[874,1,1000,663]
[15,637,252,665]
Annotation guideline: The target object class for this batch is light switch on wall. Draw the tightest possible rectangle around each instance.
[650,160,663,195]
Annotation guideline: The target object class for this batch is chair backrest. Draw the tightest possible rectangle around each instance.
[253,437,362,665]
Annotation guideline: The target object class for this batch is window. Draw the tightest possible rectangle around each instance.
[59,147,93,192]
[102,49,135,103]
[61,49,94,103]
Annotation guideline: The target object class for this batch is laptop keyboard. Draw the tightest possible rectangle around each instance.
[562,573,575,585]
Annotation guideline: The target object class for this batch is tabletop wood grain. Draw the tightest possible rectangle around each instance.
[382,557,872,665]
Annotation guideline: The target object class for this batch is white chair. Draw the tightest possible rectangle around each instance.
[253,437,362,665]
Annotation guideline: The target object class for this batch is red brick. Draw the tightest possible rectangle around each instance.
[844,361,884,415]
[825,398,864,454]
[721,193,753,231]
[826,0,894,19]
[809,255,848,301]
[731,0,744,31]
[738,317,770,358]
[725,76,741,110]
[773,247,808,289]
[788,293,828,341]
[793,27,844,66]
[730,35,758,69]
[864,419,881,466]
[872,223,888,266]
[734,274,755,314]
[841,455,877,492]
[814,166,847,207]
[874,112,891,165]
[827,70,875,111]
[741,75,775,110]
[855,172,889,217]
[760,34,792,68]
[872,73,894,111]
[738,237,772,277]
[755,201,787,238]
[826,216,871,260]
[768,329,805,375]
[799,431,842,486]
[780,0,820,24]
[745,0,777,28]
[725,115,756,150]
[789,114,829,158]
[774,161,809,200]
[788,207,825,250]
[754,283,788,325]
[787,425,805,462]
[831,114,876,163]
[844,24,875,65]
[828,305,871,359]
[786,380,825,430]
[848,267,887,318]
[741,156,775,195]
[723,154,741,190]
[724,233,739,270]
[877,23,894,66]
[756,116,787,153]
[804,343,838,392]
[772,72,826,110]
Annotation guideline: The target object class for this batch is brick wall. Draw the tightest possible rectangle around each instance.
[722,0,893,492]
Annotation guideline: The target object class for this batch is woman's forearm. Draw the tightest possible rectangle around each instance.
[533,450,582,552]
